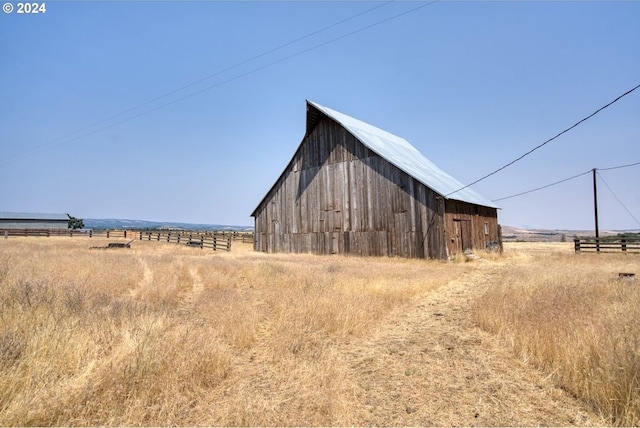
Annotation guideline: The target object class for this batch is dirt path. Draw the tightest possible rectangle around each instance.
[180,267,204,310]
[129,255,154,299]
[336,259,605,426]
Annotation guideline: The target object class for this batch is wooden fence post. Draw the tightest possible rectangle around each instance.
[213,236,217,251]
[622,236,627,252]
[574,238,581,253]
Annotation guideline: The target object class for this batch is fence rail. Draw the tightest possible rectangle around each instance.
[1,228,254,251]
[574,238,640,253]
[139,231,233,251]
[1,228,94,237]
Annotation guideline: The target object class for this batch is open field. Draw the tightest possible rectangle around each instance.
[0,237,638,425]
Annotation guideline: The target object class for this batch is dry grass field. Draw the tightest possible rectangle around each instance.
[0,237,637,426]
[474,242,640,426]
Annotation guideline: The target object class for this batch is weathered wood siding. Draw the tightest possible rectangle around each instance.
[253,116,447,258]
[444,200,499,256]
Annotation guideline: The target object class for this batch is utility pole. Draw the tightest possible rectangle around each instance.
[593,168,600,252]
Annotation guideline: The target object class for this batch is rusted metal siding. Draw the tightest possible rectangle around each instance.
[253,117,447,258]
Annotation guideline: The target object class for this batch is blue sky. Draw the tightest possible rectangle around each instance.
[1,1,638,230]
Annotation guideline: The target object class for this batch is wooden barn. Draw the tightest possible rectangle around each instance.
[251,101,501,259]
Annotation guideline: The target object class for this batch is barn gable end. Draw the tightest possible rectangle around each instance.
[251,101,500,259]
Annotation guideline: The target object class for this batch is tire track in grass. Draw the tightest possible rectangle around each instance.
[129,256,153,300]
[177,267,204,315]
[336,260,606,426]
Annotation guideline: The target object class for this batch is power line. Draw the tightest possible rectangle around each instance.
[492,160,640,202]
[1,0,412,166]
[597,160,640,171]
[445,82,640,198]
[32,0,434,157]
[492,170,591,202]
[596,171,640,228]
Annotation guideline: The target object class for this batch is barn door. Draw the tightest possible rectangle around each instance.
[453,219,472,253]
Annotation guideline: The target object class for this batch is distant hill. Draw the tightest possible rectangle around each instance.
[501,225,639,242]
[84,218,253,232]
[81,219,636,241]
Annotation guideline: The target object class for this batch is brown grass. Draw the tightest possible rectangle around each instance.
[474,243,640,425]
[1,237,636,426]
[0,237,465,426]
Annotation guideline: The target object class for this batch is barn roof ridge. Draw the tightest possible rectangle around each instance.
[306,100,499,209]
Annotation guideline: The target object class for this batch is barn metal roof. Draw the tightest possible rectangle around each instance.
[306,100,499,209]
[0,212,69,221]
